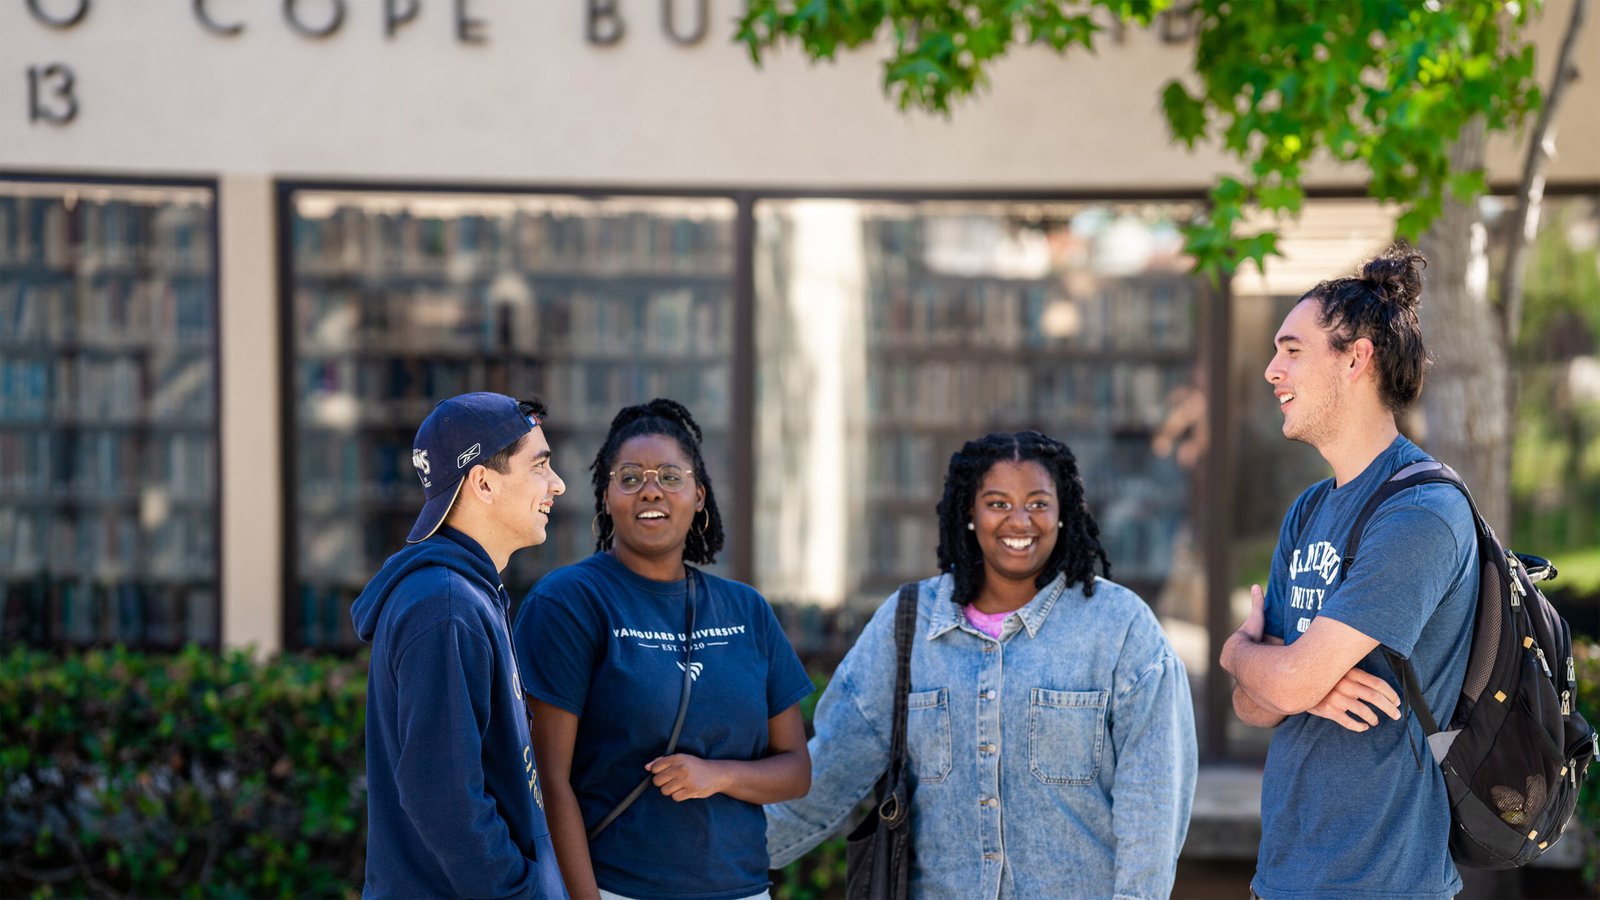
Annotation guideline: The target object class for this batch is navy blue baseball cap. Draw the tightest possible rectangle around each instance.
[407,392,539,543]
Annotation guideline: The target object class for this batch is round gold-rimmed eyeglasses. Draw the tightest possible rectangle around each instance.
[609,464,695,494]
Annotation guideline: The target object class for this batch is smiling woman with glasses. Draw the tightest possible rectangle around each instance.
[511,398,813,900]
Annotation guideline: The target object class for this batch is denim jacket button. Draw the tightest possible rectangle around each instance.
[982,689,996,700]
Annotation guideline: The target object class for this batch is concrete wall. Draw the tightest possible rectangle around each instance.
[4,1,1595,188]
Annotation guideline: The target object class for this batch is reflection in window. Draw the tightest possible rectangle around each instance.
[0,179,219,648]
[287,191,737,649]
[753,200,1207,644]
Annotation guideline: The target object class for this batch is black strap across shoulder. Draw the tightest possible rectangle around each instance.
[881,581,919,821]
[587,567,700,841]
[1342,460,1476,740]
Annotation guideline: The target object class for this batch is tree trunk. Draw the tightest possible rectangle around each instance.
[1417,118,1511,536]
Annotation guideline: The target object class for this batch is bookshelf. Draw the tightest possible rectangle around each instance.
[285,191,737,649]
[753,201,1201,610]
[0,178,219,649]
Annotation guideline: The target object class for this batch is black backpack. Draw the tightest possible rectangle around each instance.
[1341,460,1598,869]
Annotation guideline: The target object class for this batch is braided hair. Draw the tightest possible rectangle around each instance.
[935,431,1111,607]
[1302,244,1431,412]
[590,398,725,565]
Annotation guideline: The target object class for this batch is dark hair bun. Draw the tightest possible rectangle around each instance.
[1361,246,1425,311]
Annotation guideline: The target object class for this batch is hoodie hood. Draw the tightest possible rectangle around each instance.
[352,526,503,643]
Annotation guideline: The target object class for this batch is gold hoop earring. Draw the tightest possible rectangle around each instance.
[591,512,607,540]
[696,508,711,535]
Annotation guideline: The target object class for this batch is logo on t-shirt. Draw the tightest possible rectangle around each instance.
[1291,540,1342,584]
[677,660,705,681]
[1286,539,1341,624]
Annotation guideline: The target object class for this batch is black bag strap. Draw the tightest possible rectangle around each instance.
[878,582,920,827]
[587,567,700,841]
[1342,460,1479,741]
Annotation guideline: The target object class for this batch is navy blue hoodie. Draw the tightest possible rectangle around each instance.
[353,527,566,899]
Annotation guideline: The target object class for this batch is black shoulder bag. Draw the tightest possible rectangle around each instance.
[844,581,919,900]
[586,567,700,840]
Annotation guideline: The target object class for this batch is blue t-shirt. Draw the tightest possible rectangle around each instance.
[514,552,814,900]
[1254,436,1478,899]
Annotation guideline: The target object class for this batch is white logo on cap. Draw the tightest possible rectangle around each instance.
[412,450,432,487]
[458,444,481,469]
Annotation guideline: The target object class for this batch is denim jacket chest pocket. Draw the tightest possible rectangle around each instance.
[1028,687,1109,785]
[906,687,952,784]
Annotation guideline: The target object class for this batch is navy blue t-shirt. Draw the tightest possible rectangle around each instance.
[514,552,813,900]
[1254,436,1478,899]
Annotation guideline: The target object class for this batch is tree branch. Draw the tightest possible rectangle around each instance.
[1500,0,1590,343]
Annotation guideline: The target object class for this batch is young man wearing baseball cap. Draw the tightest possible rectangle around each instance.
[352,392,569,898]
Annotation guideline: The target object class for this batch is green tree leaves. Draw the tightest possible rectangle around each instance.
[737,0,1544,278]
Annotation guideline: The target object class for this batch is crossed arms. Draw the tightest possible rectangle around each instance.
[1221,584,1400,731]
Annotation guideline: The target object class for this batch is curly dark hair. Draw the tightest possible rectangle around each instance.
[1302,244,1431,413]
[935,431,1111,606]
[590,398,724,565]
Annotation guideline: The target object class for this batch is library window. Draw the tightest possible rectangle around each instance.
[0,178,220,649]
[285,189,738,649]
[751,200,1211,653]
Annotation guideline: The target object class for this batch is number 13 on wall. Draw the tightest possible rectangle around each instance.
[28,63,78,124]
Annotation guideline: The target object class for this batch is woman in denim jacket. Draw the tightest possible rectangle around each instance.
[767,431,1198,899]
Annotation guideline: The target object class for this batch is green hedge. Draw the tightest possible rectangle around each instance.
[4,644,1595,896]
[1,645,367,898]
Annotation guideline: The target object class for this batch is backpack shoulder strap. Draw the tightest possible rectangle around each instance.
[1343,460,1483,740]
[1344,460,1481,569]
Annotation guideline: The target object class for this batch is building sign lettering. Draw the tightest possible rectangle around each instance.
[18,0,1194,127]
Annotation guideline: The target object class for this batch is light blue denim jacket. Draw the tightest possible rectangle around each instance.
[767,573,1197,900]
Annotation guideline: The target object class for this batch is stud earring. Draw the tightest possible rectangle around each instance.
[966,522,975,531]
[1058,521,1064,529]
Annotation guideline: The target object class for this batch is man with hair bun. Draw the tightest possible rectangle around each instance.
[1222,247,1479,898]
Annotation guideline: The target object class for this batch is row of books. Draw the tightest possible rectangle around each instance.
[1,578,216,647]
[539,362,731,430]
[293,201,735,278]
[296,284,539,354]
[864,359,1191,430]
[1,355,215,422]
[530,288,729,358]
[864,276,1196,351]
[0,431,216,500]
[1,274,213,346]
[2,506,217,581]
[0,194,213,272]
[298,359,732,433]
[295,284,729,359]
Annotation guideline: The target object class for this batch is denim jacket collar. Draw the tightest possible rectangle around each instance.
[925,572,1072,641]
